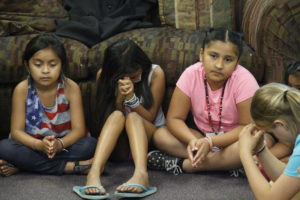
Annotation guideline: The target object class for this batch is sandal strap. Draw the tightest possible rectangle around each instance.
[73,161,91,174]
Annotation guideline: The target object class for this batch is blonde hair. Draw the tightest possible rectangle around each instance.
[251,83,300,135]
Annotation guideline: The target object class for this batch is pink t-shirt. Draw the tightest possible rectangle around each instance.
[176,62,259,134]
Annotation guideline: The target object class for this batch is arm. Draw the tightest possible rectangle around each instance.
[212,97,253,148]
[130,66,166,122]
[239,124,300,200]
[241,148,300,200]
[10,81,41,149]
[61,78,86,148]
[257,147,286,181]
[167,87,198,145]
[268,141,293,160]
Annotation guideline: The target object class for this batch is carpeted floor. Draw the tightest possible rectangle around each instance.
[0,162,254,200]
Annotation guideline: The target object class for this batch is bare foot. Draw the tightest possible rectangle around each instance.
[85,170,107,195]
[0,160,19,176]
[116,170,150,193]
[64,159,93,174]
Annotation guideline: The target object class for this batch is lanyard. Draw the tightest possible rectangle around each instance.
[204,77,227,134]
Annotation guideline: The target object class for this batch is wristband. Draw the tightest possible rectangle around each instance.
[123,93,140,108]
[254,142,266,156]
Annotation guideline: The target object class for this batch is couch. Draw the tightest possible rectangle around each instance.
[1,0,299,140]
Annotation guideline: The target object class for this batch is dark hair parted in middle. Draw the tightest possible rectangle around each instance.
[202,27,244,58]
[23,33,68,79]
[96,39,153,131]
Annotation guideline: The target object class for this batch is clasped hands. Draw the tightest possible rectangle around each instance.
[187,138,211,168]
[36,136,63,158]
[117,77,135,101]
[239,124,265,155]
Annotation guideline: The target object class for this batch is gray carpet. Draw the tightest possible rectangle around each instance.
[0,162,254,200]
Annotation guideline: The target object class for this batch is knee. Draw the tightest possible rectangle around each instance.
[77,137,97,157]
[126,112,142,124]
[105,111,125,127]
[0,139,17,158]
[152,127,168,147]
[110,110,125,120]
[126,112,141,121]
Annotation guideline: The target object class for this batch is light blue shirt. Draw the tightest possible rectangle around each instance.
[284,135,300,177]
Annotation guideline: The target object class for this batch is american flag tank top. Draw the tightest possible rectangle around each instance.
[25,77,71,139]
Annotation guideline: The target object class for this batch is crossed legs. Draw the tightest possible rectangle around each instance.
[153,126,241,173]
[0,136,96,176]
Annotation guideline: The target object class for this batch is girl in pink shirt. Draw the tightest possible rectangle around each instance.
[148,28,260,175]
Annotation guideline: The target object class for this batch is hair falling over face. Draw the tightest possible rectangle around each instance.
[95,39,153,131]
[251,83,300,137]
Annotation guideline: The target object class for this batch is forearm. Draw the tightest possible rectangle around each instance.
[258,148,286,181]
[268,142,293,160]
[167,118,197,145]
[241,150,272,199]
[131,104,155,122]
[11,130,40,149]
[59,129,85,148]
[212,125,243,147]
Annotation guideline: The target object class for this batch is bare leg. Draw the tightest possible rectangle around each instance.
[0,160,19,176]
[152,126,203,158]
[116,112,156,193]
[85,111,125,195]
[183,142,241,172]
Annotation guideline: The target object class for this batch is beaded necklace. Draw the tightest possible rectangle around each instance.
[204,77,227,134]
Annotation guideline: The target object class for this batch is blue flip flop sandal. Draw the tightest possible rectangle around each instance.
[114,183,157,198]
[73,185,109,200]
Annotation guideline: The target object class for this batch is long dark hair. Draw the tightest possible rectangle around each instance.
[96,39,153,131]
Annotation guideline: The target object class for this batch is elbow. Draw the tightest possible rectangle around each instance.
[10,130,18,140]
[71,126,86,139]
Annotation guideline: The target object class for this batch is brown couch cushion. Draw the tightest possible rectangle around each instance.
[0,0,67,18]
[89,27,257,86]
[0,34,90,84]
[158,0,236,30]
[0,16,57,36]
[0,0,68,36]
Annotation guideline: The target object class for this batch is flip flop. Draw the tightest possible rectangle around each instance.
[114,183,157,198]
[73,185,109,200]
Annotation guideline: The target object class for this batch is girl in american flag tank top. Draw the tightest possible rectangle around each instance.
[0,34,97,176]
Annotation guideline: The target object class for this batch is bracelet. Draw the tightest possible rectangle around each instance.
[254,143,266,156]
[123,93,140,108]
[57,138,68,152]
[204,137,213,149]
